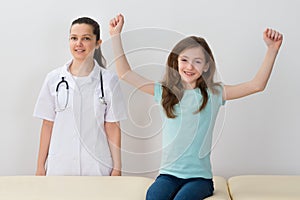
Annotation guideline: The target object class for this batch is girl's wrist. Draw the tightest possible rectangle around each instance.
[267,46,279,54]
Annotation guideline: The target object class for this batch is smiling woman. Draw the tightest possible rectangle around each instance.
[69,24,100,64]
[33,17,127,176]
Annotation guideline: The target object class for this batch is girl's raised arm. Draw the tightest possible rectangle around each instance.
[109,14,155,96]
[223,28,283,100]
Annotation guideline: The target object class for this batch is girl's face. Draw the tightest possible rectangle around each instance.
[69,23,101,62]
[178,47,209,89]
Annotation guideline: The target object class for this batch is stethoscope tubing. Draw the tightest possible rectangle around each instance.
[56,69,106,111]
[99,70,106,105]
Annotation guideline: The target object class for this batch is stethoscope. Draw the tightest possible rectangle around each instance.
[56,70,106,111]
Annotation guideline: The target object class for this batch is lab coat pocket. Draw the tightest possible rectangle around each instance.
[46,154,59,175]
[98,161,113,176]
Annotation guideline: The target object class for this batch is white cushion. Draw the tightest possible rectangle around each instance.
[0,176,154,200]
[228,175,300,200]
[0,175,231,200]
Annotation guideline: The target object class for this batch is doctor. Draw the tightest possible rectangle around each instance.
[34,17,127,176]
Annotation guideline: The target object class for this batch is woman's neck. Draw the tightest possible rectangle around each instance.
[69,59,94,77]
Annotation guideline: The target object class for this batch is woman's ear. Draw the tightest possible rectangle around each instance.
[96,39,102,49]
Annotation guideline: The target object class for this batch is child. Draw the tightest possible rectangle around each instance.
[109,14,282,199]
[34,17,127,176]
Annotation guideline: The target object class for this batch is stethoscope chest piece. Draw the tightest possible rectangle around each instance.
[99,97,107,105]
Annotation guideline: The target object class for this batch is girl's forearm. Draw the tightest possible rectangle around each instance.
[111,35,132,79]
[252,48,279,91]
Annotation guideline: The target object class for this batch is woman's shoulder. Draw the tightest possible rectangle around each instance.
[46,66,64,81]
[47,67,62,75]
[42,62,70,85]
[94,60,117,80]
[100,68,119,83]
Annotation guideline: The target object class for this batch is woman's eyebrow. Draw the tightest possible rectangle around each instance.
[70,34,93,37]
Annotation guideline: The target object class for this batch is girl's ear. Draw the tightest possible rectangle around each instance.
[96,39,102,49]
[204,63,209,72]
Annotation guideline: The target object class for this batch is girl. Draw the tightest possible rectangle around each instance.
[34,17,127,176]
[109,14,283,199]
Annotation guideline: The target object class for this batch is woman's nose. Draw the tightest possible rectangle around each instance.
[75,39,83,46]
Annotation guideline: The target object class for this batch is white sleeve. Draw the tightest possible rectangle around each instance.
[104,74,127,122]
[33,74,56,121]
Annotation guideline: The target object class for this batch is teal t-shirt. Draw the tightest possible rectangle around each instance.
[154,82,225,179]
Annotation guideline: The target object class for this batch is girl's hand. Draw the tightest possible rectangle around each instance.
[109,14,124,36]
[263,28,283,51]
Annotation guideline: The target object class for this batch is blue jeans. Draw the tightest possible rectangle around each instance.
[146,174,214,200]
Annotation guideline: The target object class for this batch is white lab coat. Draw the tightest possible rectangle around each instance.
[33,60,127,176]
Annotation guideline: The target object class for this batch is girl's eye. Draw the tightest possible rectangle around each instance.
[180,59,187,62]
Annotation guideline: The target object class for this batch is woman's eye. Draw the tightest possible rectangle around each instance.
[70,37,77,41]
[180,59,187,62]
[83,37,91,40]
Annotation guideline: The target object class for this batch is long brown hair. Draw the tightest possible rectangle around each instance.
[161,36,219,118]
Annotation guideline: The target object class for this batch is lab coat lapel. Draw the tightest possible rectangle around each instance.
[61,63,82,133]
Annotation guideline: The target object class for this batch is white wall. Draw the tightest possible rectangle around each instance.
[0,0,299,178]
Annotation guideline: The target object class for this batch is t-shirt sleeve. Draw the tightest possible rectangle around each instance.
[210,84,226,107]
[33,74,56,121]
[104,74,127,122]
[219,84,226,106]
[154,82,163,103]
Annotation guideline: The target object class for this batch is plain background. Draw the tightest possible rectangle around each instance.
[0,0,299,178]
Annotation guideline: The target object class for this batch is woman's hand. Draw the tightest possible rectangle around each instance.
[111,169,121,176]
[263,28,283,51]
[35,167,46,176]
[109,14,124,36]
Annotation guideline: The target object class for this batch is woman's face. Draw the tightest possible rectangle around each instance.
[177,47,209,89]
[69,23,101,62]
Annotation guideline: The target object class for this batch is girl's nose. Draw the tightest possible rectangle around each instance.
[186,62,194,69]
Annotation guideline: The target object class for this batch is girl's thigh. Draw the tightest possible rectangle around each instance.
[173,178,214,200]
[146,174,182,200]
